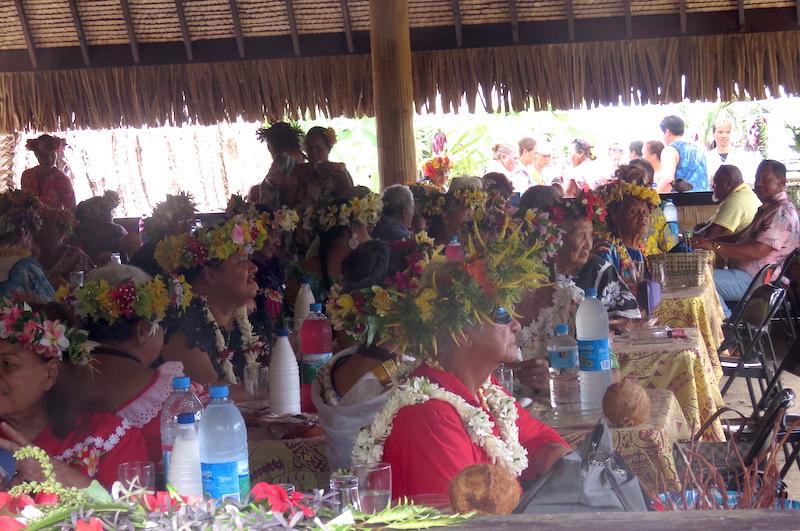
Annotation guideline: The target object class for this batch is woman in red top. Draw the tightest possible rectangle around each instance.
[0,301,146,490]
[20,135,76,211]
[350,226,570,499]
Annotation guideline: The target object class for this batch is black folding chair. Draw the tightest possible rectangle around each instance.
[720,284,787,410]
[723,261,781,338]
[769,248,800,342]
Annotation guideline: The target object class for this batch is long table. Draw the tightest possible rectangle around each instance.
[247,427,330,492]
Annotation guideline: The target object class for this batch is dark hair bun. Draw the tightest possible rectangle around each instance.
[342,240,391,291]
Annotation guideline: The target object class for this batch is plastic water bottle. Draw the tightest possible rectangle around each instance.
[576,288,612,406]
[294,279,316,334]
[546,325,581,407]
[160,376,203,479]
[269,329,301,415]
[199,385,250,501]
[300,303,333,413]
[167,413,203,497]
[445,236,465,261]
[663,200,680,247]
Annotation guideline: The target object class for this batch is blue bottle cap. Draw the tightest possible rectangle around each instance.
[310,303,322,312]
[585,288,598,297]
[172,376,190,390]
[555,324,569,334]
[177,413,195,424]
[277,329,290,337]
[301,278,311,284]
[209,385,229,399]
[450,235,458,242]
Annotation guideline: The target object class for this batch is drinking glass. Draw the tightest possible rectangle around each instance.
[493,365,515,395]
[69,271,84,287]
[330,473,361,515]
[631,260,644,283]
[244,365,269,405]
[110,253,122,264]
[651,261,667,287]
[354,463,391,513]
[118,461,155,491]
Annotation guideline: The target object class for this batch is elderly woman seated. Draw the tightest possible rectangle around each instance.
[35,206,94,289]
[350,228,569,499]
[57,264,200,466]
[0,301,146,489]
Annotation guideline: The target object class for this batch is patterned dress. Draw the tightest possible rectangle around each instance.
[20,166,76,210]
[672,141,709,192]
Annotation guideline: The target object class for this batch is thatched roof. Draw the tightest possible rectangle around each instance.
[1,1,799,131]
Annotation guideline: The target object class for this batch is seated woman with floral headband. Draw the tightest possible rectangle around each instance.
[155,215,271,398]
[351,225,569,499]
[314,235,443,471]
[35,206,95,290]
[57,264,199,466]
[130,192,198,278]
[427,176,488,247]
[420,155,455,191]
[593,178,662,280]
[0,301,146,490]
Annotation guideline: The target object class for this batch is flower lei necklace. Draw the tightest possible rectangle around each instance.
[201,298,261,384]
[351,373,528,476]
[597,231,641,274]
[0,245,31,258]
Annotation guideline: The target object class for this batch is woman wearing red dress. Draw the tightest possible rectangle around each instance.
[20,135,76,211]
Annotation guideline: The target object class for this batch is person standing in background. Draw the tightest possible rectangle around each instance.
[643,140,664,186]
[21,135,76,211]
[513,137,539,192]
[705,120,761,185]
[628,140,644,161]
[657,115,708,192]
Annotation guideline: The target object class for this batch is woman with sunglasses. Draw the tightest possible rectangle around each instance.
[350,226,569,500]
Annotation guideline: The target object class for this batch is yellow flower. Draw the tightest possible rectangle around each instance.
[415,287,437,322]
[371,286,393,316]
[149,278,170,320]
[336,294,355,312]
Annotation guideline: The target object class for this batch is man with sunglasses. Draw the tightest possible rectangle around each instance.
[692,165,761,240]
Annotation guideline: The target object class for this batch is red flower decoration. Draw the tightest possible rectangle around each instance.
[33,492,59,506]
[251,482,314,517]
[0,515,25,531]
[462,259,494,297]
[75,517,103,531]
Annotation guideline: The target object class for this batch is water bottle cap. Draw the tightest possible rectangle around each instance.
[310,303,322,312]
[209,385,229,399]
[172,376,190,390]
[585,288,598,297]
[450,236,458,242]
[177,413,195,424]
[301,278,311,284]
[555,324,568,334]
[277,328,289,337]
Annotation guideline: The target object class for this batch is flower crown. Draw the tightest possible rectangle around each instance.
[143,192,198,241]
[409,182,447,218]
[323,127,337,146]
[56,275,193,325]
[302,188,383,232]
[154,215,268,273]
[594,180,661,212]
[225,194,299,233]
[0,190,43,237]
[546,189,607,226]
[39,205,75,236]
[515,208,566,263]
[326,232,445,345]
[25,136,66,154]
[0,301,94,365]
[422,156,455,178]
[383,222,549,359]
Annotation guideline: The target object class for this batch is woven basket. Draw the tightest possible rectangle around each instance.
[648,250,713,288]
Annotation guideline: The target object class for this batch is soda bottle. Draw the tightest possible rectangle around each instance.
[546,325,581,407]
[300,303,333,412]
[445,236,465,261]
[198,385,250,501]
[576,288,612,406]
[160,376,203,479]
[167,413,203,497]
[269,329,301,415]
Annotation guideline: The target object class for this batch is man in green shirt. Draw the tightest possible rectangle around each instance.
[692,165,761,239]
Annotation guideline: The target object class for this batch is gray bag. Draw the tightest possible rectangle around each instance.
[514,418,650,513]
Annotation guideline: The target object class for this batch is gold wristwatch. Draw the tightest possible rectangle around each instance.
[713,242,722,252]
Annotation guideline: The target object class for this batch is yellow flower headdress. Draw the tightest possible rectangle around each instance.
[154,215,268,273]
[594,180,661,212]
[56,275,193,325]
[302,187,383,232]
[225,194,299,233]
[383,218,549,359]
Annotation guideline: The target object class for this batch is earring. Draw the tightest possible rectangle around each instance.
[348,232,359,250]
[215,282,222,287]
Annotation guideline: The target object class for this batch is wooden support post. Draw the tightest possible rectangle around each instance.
[13,0,37,68]
[369,0,416,189]
[67,0,90,65]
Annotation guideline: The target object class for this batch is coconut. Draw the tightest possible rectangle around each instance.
[602,378,651,427]
[449,463,520,514]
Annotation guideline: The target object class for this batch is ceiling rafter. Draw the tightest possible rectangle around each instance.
[452,0,463,47]
[339,0,354,52]
[679,0,687,33]
[285,0,301,56]
[66,0,90,66]
[229,0,245,58]
[173,0,194,61]
[797,0,800,25]
[12,0,37,68]
[509,0,519,43]
[623,0,632,38]
[119,0,140,63]
[738,0,746,30]
[565,0,575,41]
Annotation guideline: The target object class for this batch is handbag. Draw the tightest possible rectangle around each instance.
[514,418,650,514]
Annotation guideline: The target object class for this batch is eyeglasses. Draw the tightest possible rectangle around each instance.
[492,307,513,325]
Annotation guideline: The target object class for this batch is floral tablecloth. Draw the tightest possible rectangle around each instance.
[548,389,692,493]
[248,429,330,491]
[652,281,726,381]
[614,328,725,442]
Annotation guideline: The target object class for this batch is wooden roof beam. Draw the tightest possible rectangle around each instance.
[679,0,687,33]
[174,0,194,61]
[119,0,140,63]
[66,0,90,65]
[509,0,519,43]
[339,0,354,52]
[623,0,632,38]
[738,0,746,31]
[452,0,462,47]
[565,0,575,41]
[229,0,245,58]
[12,0,37,68]
[285,0,301,56]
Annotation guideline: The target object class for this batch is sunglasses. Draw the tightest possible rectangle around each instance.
[493,307,513,325]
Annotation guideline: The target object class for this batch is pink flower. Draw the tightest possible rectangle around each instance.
[38,320,69,355]
[231,225,245,245]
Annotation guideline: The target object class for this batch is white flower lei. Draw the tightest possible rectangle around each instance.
[351,376,528,476]
[202,300,260,384]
